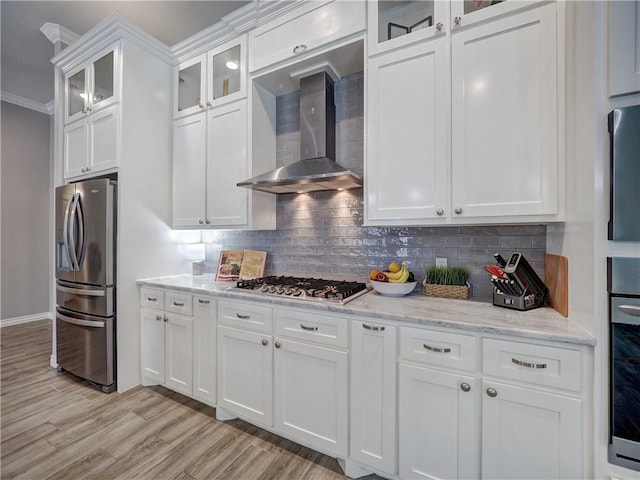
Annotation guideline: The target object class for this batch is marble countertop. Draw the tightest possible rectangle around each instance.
[137,274,595,347]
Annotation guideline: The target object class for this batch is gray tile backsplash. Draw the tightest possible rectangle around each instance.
[203,71,546,301]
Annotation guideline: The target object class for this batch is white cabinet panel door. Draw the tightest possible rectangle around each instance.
[609,0,640,97]
[481,381,583,480]
[217,325,273,427]
[350,321,397,474]
[89,104,119,173]
[193,296,216,406]
[451,3,557,218]
[366,38,449,223]
[274,337,348,457]
[398,363,480,480]
[164,313,193,396]
[140,309,165,384]
[64,120,89,179]
[206,100,248,227]
[173,113,207,227]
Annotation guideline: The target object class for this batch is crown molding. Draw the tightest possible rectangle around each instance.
[51,13,173,71]
[1,91,54,115]
[40,22,79,46]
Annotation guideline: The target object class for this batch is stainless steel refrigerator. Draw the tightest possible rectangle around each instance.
[55,178,116,392]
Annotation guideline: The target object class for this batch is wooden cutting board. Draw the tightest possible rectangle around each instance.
[545,253,569,317]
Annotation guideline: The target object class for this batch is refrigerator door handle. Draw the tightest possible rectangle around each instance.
[57,312,105,328]
[75,193,86,270]
[62,194,75,271]
[68,193,81,271]
[56,284,106,297]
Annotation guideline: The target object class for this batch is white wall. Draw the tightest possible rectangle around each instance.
[0,101,52,323]
[548,2,640,478]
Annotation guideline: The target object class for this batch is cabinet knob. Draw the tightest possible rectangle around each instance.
[293,44,307,54]
[81,168,86,173]
[486,387,498,398]
[436,22,444,31]
[261,339,268,346]
[455,207,463,214]
[454,16,462,26]
[205,219,211,224]
[206,101,212,108]
[275,341,281,349]
[155,315,162,321]
[460,383,471,392]
[436,209,444,216]
[86,105,92,112]
[163,315,168,323]
[199,220,204,225]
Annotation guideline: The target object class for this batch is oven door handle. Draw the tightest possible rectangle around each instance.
[57,312,105,328]
[617,305,640,317]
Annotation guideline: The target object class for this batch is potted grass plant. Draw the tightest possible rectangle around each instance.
[424,265,470,299]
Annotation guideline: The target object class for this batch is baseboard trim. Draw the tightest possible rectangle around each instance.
[0,312,53,327]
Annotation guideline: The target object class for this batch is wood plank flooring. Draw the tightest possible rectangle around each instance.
[1,320,382,480]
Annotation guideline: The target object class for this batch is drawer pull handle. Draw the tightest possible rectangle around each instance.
[237,313,250,320]
[423,343,451,353]
[512,358,547,369]
[618,305,640,317]
[172,301,185,307]
[198,299,211,304]
[147,296,157,302]
[293,44,307,54]
[362,323,385,331]
[300,323,318,331]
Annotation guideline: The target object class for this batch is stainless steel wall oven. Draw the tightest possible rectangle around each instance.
[608,257,640,471]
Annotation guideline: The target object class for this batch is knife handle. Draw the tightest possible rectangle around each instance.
[493,253,507,267]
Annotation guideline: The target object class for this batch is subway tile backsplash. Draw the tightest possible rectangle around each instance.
[203,71,546,301]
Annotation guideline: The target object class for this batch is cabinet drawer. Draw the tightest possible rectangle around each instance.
[249,0,365,72]
[275,308,348,348]
[140,287,165,310]
[165,291,193,317]
[483,338,582,392]
[399,326,478,372]
[218,300,273,333]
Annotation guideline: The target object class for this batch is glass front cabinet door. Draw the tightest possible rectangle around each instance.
[175,36,246,119]
[64,45,120,124]
[368,1,448,55]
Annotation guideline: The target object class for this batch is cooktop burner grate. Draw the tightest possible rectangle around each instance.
[236,276,370,303]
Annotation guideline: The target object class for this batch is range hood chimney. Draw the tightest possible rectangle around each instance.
[237,71,362,194]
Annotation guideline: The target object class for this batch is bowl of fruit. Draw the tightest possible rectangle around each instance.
[369,261,417,297]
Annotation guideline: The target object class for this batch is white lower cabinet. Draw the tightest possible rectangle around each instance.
[140,288,215,401]
[481,380,583,479]
[398,363,480,479]
[193,296,217,406]
[350,319,397,475]
[274,337,348,456]
[217,324,274,426]
[140,307,193,396]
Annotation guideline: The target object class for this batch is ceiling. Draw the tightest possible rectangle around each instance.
[1,1,250,105]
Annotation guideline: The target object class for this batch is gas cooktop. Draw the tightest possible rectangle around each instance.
[236,276,371,304]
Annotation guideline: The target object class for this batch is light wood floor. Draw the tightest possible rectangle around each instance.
[1,320,382,480]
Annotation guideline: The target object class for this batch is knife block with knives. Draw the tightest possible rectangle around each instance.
[489,252,549,311]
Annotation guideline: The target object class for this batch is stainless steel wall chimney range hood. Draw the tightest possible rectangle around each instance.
[237,72,362,194]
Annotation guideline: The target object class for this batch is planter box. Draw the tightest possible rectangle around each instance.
[424,283,470,300]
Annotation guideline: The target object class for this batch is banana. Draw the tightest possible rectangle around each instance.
[383,266,405,281]
[388,265,410,283]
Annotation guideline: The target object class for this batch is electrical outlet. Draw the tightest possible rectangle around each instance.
[436,257,448,267]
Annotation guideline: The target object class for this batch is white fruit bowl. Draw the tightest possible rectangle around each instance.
[370,280,417,297]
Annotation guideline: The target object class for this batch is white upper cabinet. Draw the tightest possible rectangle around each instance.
[367,0,448,56]
[608,0,640,97]
[64,44,120,125]
[365,0,562,225]
[450,2,558,218]
[366,38,449,223]
[249,0,365,73]
[174,36,246,119]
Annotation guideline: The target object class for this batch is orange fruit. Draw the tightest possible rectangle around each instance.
[369,269,381,280]
[388,261,401,273]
